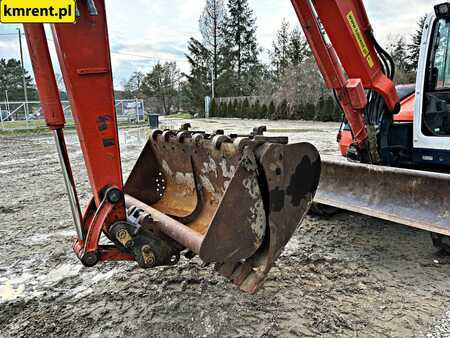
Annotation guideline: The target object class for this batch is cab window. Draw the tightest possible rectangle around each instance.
[423,18,450,136]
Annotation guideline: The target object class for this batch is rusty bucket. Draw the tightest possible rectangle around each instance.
[124,129,321,293]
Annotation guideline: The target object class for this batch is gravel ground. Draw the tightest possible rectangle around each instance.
[0,118,449,337]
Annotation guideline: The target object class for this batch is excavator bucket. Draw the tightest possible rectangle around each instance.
[124,128,321,293]
[315,159,450,236]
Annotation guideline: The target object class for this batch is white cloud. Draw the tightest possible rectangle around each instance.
[0,0,446,89]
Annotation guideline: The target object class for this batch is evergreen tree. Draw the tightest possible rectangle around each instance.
[277,99,288,120]
[305,103,316,121]
[224,101,231,117]
[242,97,250,118]
[210,98,217,117]
[0,58,35,101]
[268,101,276,120]
[271,19,291,79]
[253,99,261,119]
[260,103,268,119]
[407,15,427,70]
[228,100,234,117]
[288,28,310,66]
[218,101,227,117]
[294,103,304,120]
[185,38,210,111]
[315,95,324,120]
[224,0,260,95]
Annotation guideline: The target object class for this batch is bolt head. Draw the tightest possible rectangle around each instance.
[107,188,123,204]
[117,229,128,241]
[81,251,99,267]
[141,245,156,267]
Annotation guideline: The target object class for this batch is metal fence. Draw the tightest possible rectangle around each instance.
[0,99,145,129]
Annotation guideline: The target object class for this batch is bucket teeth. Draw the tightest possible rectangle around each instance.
[124,127,321,293]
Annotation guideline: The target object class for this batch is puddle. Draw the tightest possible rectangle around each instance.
[0,262,120,303]
[27,229,77,245]
[45,264,82,284]
[0,271,39,302]
[281,237,301,257]
[28,233,52,244]
[0,282,24,301]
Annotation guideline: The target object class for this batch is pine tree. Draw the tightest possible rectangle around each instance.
[271,19,291,79]
[222,101,228,117]
[260,103,268,119]
[253,99,261,119]
[210,98,217,117]
[242,97,250,118]
[305,103,316,121]
[277,99,288,120]
[268,101,276,120]
[185,38,211,111]
[408,16,427,71]
[232,100,241,117]
[224,0,260,95]
[0,58,35,101]
[225,101,231,117]
[288,28,310,66]
[228,100,234,117]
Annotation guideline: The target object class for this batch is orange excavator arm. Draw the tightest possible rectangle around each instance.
[291,0,401,162]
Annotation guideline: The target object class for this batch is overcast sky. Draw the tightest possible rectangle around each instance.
[0,0,444,90]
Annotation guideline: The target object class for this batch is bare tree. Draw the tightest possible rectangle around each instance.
[142,63,181,115]
[124,71,145,98]
[273,60,326,117]
[386,34,416,84]
[200,0,227,84]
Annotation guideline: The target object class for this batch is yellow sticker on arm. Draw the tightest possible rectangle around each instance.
[347,10,375,68]
[367,55,374,69]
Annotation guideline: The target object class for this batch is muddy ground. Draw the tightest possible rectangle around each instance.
[0,118,449,337]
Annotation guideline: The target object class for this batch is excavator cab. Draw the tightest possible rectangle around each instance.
[24,0,321,293]
[414,7,450,168]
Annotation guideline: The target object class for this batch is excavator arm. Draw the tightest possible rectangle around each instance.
[292,1,450,245]
[291,0,400,162]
